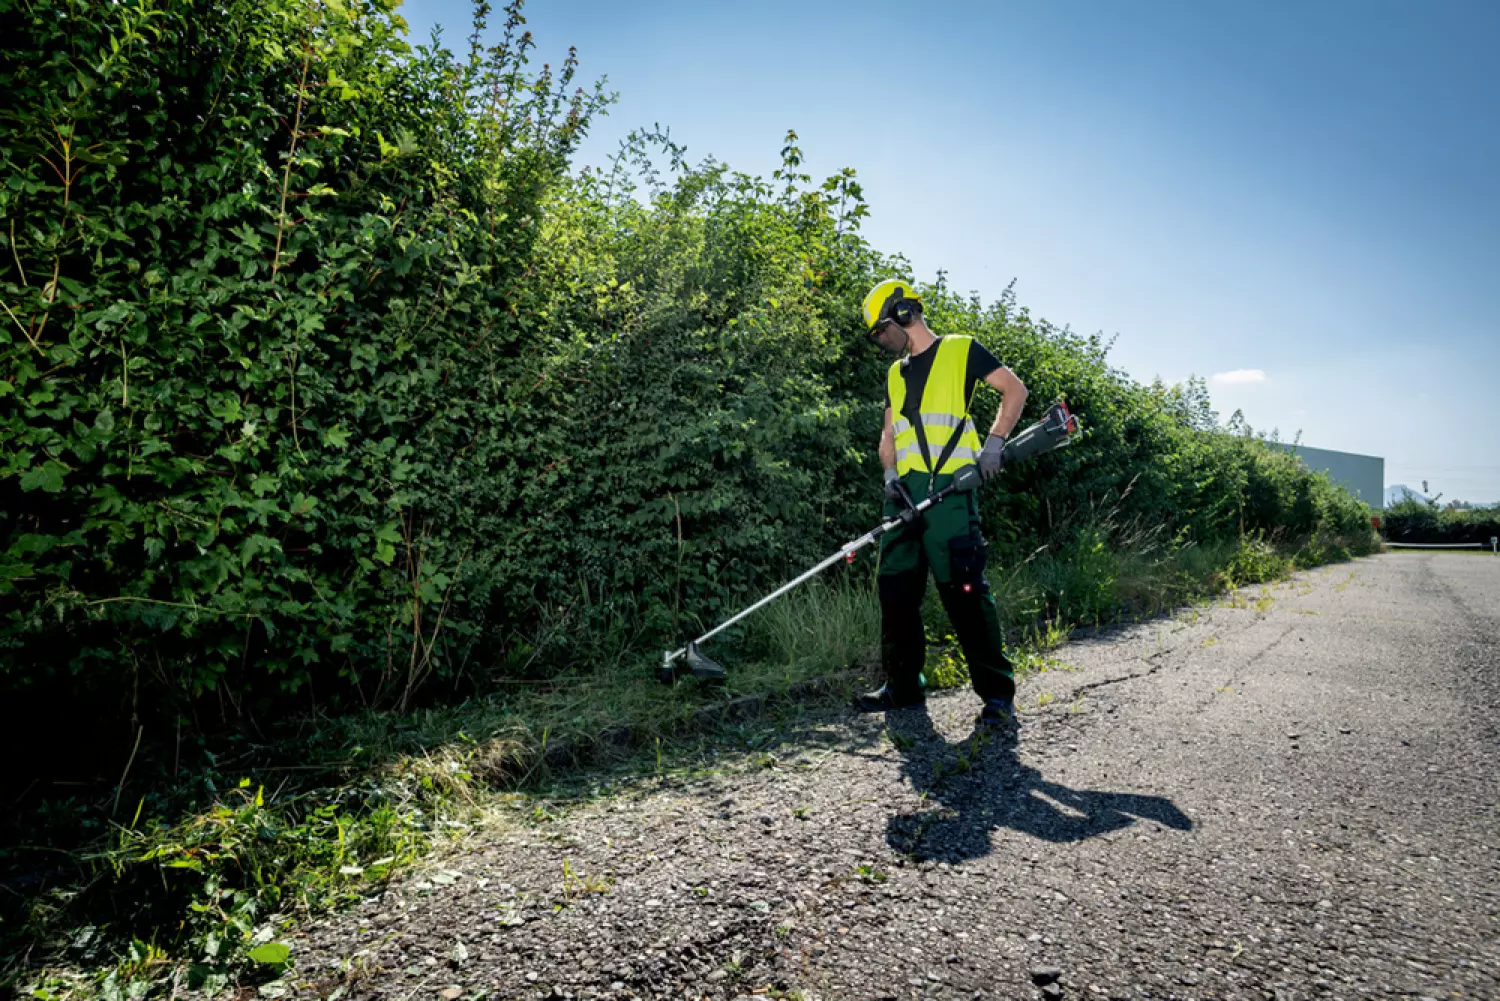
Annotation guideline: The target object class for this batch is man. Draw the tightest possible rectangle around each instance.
[857,278,1028,727]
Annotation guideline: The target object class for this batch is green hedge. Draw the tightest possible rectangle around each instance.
[1,0,606,712]
[0,0,1375,743]
[1383,500,1500,545]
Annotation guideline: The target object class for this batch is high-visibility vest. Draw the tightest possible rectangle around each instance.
[888,336,983,478]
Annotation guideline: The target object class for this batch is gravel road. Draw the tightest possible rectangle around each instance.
[292,554,1499,1001]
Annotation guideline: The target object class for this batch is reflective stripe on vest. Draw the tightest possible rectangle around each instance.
[886,336,985,477]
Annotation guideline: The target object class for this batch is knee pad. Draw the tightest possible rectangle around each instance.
[946,532,990,593]
[937,580,991,606]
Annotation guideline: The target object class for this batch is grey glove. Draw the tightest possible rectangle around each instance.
[883,467,903,501]
[978,434,1007,479]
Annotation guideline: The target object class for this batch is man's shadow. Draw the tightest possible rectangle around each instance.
[883,706,1192,862]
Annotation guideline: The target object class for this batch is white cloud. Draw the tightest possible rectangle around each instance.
[1211,369,1268,385]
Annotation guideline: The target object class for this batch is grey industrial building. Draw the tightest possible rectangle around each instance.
[1272,443,1385,508]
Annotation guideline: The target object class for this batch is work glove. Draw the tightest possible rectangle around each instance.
[979,434,1007,480]
[883,467,903,502]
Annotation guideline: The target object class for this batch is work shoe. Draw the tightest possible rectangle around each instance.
[855,684,926,713]
[979,698,1018,727]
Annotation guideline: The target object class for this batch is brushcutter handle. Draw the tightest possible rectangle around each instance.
[917,464,983,512]
[951,465,982,493]
[893,479,920,524]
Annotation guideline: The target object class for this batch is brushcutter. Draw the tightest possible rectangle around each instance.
[659,399,1083,684]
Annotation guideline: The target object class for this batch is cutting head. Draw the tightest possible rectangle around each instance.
[658,642,728,685]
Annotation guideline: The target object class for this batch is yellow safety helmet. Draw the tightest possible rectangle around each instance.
[861,278,922,334]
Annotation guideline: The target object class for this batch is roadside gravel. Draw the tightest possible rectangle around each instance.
[289,553,1499,1001]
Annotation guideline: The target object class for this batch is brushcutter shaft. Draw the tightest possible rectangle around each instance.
[661,476,967,670]
[661,526,886,668]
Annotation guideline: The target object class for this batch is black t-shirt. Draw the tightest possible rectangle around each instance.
[885,337,1004,415]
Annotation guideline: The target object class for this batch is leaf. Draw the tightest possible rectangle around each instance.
[210,396,242,422]
[247,942,291,966]
[19,460,66,493]
[373,521,400,565]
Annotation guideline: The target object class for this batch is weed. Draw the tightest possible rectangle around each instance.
[1226,534,1293,586]
[855,864,888,884]
[560,858,611,901]
[922,639,969,690]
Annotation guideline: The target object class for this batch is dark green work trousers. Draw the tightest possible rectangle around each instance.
[878,469,1015,705]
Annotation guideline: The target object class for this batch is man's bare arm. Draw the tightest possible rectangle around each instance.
[880,407,897,471]
[984,366,1028,439]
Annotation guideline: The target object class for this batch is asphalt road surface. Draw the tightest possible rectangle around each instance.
[293,553,1499,1001]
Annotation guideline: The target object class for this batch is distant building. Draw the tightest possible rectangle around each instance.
[1271,443,1385,508]
[1385,484,1431,507]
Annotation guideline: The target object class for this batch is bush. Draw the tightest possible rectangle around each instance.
[1,0,606,723]
[1384,499,1500,545]
[1225,534,1292,585]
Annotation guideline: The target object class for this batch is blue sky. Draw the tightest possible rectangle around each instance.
[403,0,1499,503]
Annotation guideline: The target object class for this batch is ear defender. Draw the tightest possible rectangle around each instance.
[882,285,915,327]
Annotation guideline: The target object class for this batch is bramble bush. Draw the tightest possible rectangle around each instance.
[1,0,1374,766]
